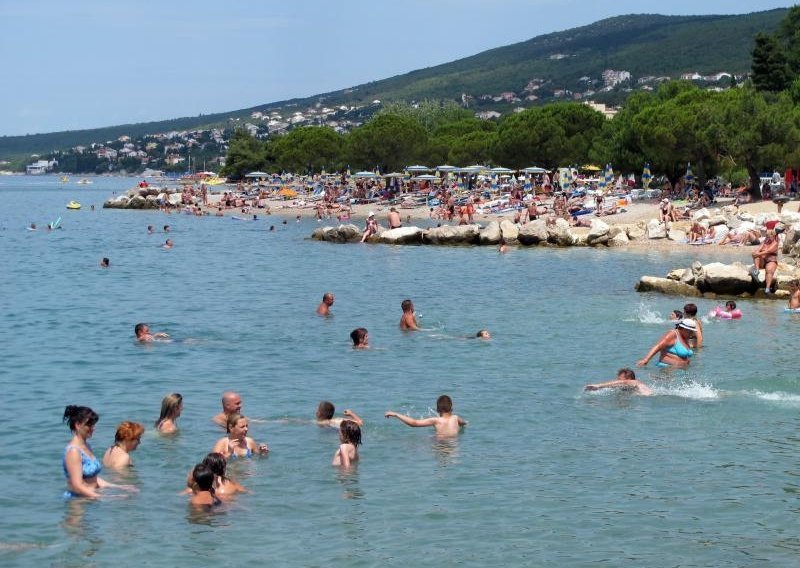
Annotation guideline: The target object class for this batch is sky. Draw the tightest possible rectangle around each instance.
[0,0,793,136]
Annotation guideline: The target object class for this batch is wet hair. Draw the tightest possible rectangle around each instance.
[155,393,182,427]
[201,452,227,479]
[115,421,144,443]
[226,413,246,433]
[322,292,333,302]
[617,368,636,381]
[101,257,109,266]
[682,303,698,317]
[63,405,99,431]
[401,299,414,312]
[436,395,453,414]
[192,464,216,493]
[725,300,737,310]
[339,420,362,446]
[134,323,147,337]
[476,329,490,338]
[671,310,683,320]
[317,401,335,420]
[350,327,368,346]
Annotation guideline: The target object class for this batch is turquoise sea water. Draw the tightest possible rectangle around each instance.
[2,175,799,567]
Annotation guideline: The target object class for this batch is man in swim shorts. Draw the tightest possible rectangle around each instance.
[387,207,402,229]
[213,391,243,427]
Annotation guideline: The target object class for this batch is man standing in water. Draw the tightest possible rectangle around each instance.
[399,299,420,331]
[317,292,335,316]
[213,391,243,427]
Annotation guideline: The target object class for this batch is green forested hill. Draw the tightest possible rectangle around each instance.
[0,9,786,161]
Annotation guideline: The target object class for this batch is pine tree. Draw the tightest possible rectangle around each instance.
[751,32,790,92]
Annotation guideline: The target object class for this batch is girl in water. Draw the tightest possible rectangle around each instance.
[332,420,362,468]
[155,393,183,434]
[211,413,268,459]
[103,421,144,469]
[636,319,696,368]
[62,405,132,498]
[189,464,220,507]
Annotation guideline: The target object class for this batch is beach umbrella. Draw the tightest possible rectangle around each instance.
[383,172,405,178]
[245,171,269,178]
[435,165,457,172]
[581,164,602,172]
[405,165,430,172]
[353,171,377,178]
[522,166,548,173]
[414,174,438,181]
[685,163,694,185]
[642,163,652,189]
[604,163,614,191]
[490,167,514,174]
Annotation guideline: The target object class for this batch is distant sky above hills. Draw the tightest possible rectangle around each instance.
[0,0,791,136]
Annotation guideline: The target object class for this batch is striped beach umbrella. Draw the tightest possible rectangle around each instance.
[604,164,614,190]
[642,162,652,189]
[598,167,608,191]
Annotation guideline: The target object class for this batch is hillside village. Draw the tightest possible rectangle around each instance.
[19,66,745,176]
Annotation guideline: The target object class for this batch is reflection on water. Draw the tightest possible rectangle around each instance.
[185,503,229,527]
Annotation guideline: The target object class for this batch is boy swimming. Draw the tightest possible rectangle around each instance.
[385,395,467,437]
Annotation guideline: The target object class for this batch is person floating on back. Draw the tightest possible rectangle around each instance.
[385,395,467,437]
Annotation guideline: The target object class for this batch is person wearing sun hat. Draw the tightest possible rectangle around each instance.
[360,211,379,243]
[636,318,695,369]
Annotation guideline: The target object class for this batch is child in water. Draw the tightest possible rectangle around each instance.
[332,420,361,467]
[350,327,369,349]
[189,464,220,507]
[399,299,420,331]
[584,368,652,396]
[315,401,363,428]
[385,395,467,437]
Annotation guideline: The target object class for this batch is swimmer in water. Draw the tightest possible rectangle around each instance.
[498,238,508,254]
[100,257,109,268]
[350,327,369,349]
[163,225,170,233]
[213,391,242,428]
[147,225,154,234]
[789,279,800,310]
[163,239,174,249]
[332,420,362,468]
[584,368,653,396]
[399,299,420,331]
[636,319,695,368]
[211,413,268,459]
[668,309,683,321]
[317,292,334,316]
[189,464,220,507]
[316,401,363,428]
[155,393,183,434]
[476,330,491,339]
[102,421,144,469]
[385,395,467,437]
[134,323,170,343]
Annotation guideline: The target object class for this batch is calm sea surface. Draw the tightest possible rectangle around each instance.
[1,175,799,567]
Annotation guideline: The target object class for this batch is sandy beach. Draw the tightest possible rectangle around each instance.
[205,192,792,252]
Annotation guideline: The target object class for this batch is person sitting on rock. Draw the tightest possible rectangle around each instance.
[360,212,378,243]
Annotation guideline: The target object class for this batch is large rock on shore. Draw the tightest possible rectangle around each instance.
[423,224,481,245]
[636,276,702,297]
[547,220,576,246]
[586,219,610,245]
[311,224,361,243]
[499,219,519,243]
[479,221,502,245]
[379,227,423,245]
[647,219,667,239]
[695,262,753,295]
[518,220,549,245]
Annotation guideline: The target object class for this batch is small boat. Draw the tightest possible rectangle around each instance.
[77,178,92,185]
[66,201,81,210]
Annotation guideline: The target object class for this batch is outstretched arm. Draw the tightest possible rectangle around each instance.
[636,331,671,367]
[342,409,363,426]
[585,380,627,391]
[385,411,437,427]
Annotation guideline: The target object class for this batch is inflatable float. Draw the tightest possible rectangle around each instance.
[66,201,81,210]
